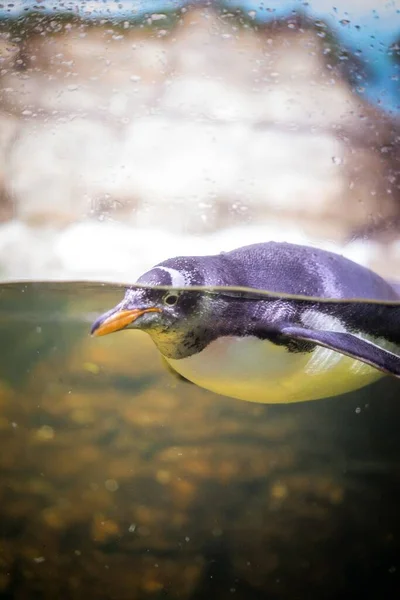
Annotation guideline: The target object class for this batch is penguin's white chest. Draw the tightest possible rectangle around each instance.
[166,335,382,404]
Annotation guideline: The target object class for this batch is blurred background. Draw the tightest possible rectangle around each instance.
[0,0,399,282]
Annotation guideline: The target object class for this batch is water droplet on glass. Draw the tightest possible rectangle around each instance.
[104,479,119,492]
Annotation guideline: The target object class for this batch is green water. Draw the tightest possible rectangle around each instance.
[0,282,400,599]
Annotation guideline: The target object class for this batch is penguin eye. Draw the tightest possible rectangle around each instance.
[164,293,179,306]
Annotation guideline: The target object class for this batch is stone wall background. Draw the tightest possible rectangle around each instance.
[0,4,399,282]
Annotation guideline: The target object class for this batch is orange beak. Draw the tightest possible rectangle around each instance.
[91,307,161,337]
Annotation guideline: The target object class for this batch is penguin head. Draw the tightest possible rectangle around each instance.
[90,257,215,356]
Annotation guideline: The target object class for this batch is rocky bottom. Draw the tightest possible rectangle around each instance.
[0,282,400,599]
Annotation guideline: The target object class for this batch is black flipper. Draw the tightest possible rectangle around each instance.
[280,325,400,379]
[160,356,194,384]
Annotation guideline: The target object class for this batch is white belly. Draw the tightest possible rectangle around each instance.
[166,336,383,403]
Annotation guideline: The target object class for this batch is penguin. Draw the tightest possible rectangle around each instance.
[91,242,400,404]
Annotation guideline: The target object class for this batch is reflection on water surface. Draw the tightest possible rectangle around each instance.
[0,282,400,599]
